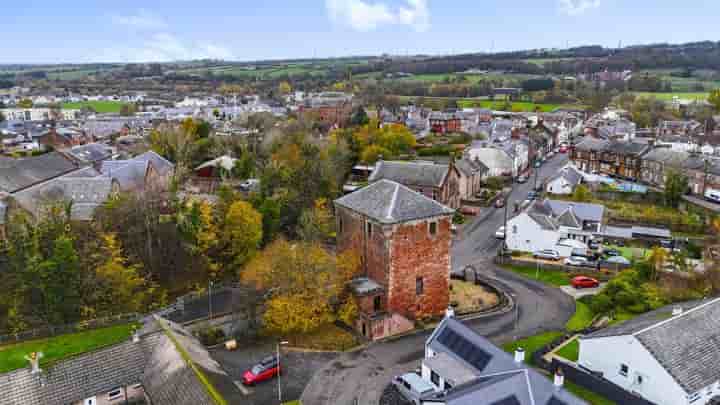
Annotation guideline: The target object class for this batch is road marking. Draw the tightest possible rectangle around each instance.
[234,381,253,396]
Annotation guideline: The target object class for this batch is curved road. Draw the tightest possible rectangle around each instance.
[301,154,574,405]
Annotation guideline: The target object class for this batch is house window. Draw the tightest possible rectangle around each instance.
[416,277,424,296]
[431,370,440,386]
[444,381,452,390]
[108,388,122,401]
[366,221,373,238]
[636,374,644,385]
[338,216,343,233]
[513,225,518,234]
[373,296,381,312]
[429,221,437,236]
[619,364,629,377]
[688,392,701,403]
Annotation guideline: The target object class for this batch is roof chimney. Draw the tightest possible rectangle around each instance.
[514,348,525,363]
[672,306,683,316]
[445,305,455,319]
[554,368,565,388]
[26,352,43,374]
[132,332,140,343]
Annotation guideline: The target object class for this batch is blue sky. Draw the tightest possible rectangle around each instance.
[2,0,720,63]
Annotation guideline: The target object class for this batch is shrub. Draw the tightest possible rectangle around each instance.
[197,327,226,346]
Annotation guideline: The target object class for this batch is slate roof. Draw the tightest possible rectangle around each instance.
[131,151,175,177]
[574,137,609,152]
[455,158,489,177]
[549,167,582,188]
[66,143,113,164]
[584,298,720,394]
[334,179,454,224]
[541,200,605,223]
[0,317,242,405]
[369,160,449,188]
[424,317,586,405]
[349,277,384,296]
[99,160,150,191]
[642,148,689,167]
[0,152,78,193]
[12,174,113,221]
[465,147,513,172]
[605,141,650,156]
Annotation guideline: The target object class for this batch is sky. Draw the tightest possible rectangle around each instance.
[2,0,720,64]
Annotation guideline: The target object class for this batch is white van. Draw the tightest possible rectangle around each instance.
[392,373,436,405]
[705,189,720,204]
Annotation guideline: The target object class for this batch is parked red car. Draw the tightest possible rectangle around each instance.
[559,145,568,153]
[572,276,600,289]
[242,355,280,385]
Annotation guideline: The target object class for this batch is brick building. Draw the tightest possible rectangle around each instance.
[429,111,462,134]
[334,179,454,340]
[368,160,462,209]
[298,92,353,128]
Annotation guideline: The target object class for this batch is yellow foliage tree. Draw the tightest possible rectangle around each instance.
[224,200,263,269]
[298,198,336,242]
[264,294,334,334]
[278,81,292,95]
[94,233,152,314]
[194,201,221,277]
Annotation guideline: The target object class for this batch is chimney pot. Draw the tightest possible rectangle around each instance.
[554,368,565,388]
[514,348,525,363]
[132,332,140,343]
[672,306,683,316]
[445,306,455,319]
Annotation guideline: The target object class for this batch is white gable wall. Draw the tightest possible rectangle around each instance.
[505,213,559,253]
[547,177,572,195]
[579,335,693,405]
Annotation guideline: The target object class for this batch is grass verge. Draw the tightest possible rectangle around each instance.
[566,301,594,332]
[0,323,137,373]
[62,100,125,113]
[502,331,564,366]
[502,264,571,287]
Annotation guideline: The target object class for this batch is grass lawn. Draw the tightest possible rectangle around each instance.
[62,100,126,113]
[604,244,649,261]
[565,381,617,405]
[556,338,580,362]
[566,301,595,332]
[502,264,572,287]
[283,324,359,351]
[0,323,137,373]
[502,331,564,366]
[282,401,301,405]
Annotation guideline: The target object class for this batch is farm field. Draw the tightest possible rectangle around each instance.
[396,95,585,112]
[631,91,709,101]
[62,100,126,113]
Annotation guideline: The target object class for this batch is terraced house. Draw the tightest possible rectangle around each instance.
[571,138,650,180]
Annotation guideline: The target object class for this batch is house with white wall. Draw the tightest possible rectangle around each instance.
[505,199,604,254]
[579,298,720,405]
[546,166,583,195]
[418,311,586,404]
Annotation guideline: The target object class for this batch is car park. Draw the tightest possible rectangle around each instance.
[242,355,280,386]
[571,276,600,289]
[534,249,561,261]
[392,373,436,405]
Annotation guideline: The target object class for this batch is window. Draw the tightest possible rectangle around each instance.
[431,370,440,386]
[444,381,452,391]
[513,225,518,234]
[373,296,381,312]
[688,392,701,403]
[619,364,629,377]
[366,221,373,238]
[429,221,437,236]
[108,389,122,401]
[416,277,424,295]
[338,216,343,233]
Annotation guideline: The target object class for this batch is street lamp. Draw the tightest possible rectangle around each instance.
[277,340,289,404]
[208,281,214,320]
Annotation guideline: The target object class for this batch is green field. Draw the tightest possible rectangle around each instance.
[0,323,137,373]
[397,72,543,83]
[177,64,328,79]
[62,100,126,113]
[631,92,709,101]
[397,95,585,112]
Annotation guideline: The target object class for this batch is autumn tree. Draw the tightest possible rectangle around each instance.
[297,198,335,243]
[17,99,33,108]
[353,120,416,164]
[709,88,720,112]
[241,239,359,334]
[664,170,689,208]
[223,200,263,272]
[278,81,292,95]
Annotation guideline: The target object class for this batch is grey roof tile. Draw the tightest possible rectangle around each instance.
[369,160,449,188]
[0,152,78,193]
[334,179,454,224]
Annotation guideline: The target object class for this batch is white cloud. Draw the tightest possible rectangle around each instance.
[94,33,234,63]
[326,0,430,32]
[558,0,601,16]
[112,9,168,30]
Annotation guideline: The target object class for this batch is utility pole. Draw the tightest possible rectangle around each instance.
[277,341,289,404]
[208,281,214,320]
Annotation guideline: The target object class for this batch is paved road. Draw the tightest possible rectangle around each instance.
[452,153,570,273]
[300,261,575,405]
[300,153,574,405]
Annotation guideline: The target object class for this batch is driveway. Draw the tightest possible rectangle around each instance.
[561,283,607,299]
[211,343,338,404]
[300,261,575,405]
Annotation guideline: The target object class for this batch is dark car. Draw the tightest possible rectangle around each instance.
[242,355,280,386]
[527,191,539,201]
[604,248,621,257]
[571,276,600,289]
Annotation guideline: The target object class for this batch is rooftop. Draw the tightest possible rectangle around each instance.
[369,160,450,189]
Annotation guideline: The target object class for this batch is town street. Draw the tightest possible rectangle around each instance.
[301,152,574,405]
